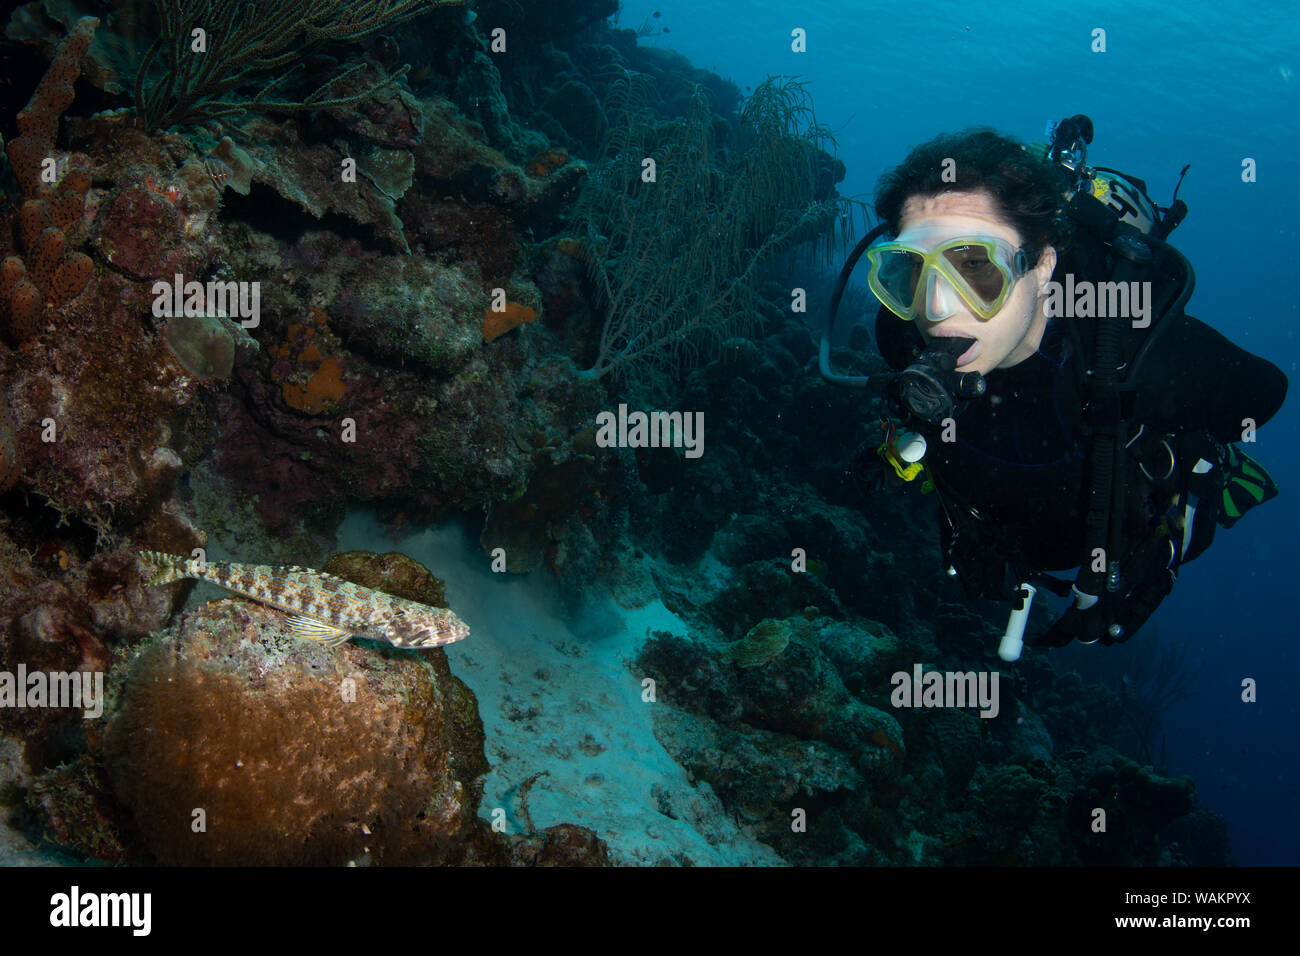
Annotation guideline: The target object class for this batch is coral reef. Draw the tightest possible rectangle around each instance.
[91,182,205,279]
[224,111,414,252]
[0,0,1237,870]
[651,704,866,860]
[0,50,234,540]
[637,552,1220,865]
[402,94,587,276]
[0,500,198,776]
[641,618,905,776]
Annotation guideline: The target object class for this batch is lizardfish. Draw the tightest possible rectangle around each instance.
[138,551,470,650]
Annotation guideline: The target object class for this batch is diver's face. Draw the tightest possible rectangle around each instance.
[896,191,1056,374]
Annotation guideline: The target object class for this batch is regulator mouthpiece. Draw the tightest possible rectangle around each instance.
[892,337,985,425]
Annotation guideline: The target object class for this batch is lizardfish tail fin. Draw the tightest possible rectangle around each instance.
[138,550,195,586]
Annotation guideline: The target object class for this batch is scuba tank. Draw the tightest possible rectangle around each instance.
[1029,113,1189,240]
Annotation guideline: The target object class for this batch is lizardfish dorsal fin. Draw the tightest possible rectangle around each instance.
[283,615,353,647]
[137,550,193,587]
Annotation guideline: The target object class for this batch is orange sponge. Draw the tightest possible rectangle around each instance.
[483,302,539,342]
[281,357,346,414]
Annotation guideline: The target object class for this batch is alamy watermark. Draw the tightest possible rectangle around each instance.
[594,404,704,459]
[151,272,260,328]
[49,885,150,936]
[1043,274,1152,328]
[890,664,999,718]
[0,664,103,718]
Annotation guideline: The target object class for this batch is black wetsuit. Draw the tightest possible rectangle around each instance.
[875,264,1289,590]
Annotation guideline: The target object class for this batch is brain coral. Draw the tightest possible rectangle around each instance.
[102,596,490,865]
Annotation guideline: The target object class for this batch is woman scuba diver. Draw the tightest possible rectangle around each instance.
[822,121,1287,659]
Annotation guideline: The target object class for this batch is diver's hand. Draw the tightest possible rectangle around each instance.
[1036,605,1105,647]
[1035,536,1175,647]
[850,441,891,498]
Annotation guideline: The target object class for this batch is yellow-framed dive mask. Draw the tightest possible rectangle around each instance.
[865,235,1031,321]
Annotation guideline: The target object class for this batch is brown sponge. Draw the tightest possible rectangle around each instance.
[0,257,26,304]
[51,252,93,306]
[29,227,67,292]
[62,168,92,195]
[8,280,44,341]
[19,199,53,252]
[5,17,99,196]
[51,190,84,231]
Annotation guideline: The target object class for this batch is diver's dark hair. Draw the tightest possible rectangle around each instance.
[875,128,1069,266]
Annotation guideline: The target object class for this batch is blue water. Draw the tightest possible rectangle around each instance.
[617,0,1300,864]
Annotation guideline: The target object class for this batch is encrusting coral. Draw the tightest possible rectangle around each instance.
[268,307,348,414]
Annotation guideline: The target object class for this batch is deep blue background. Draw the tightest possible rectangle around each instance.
[615,0,1299,864]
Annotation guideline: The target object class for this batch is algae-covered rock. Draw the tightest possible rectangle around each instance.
[332,256,484,376]
[924,708,983,796]
[719,618,791,668]
[644,618,905,780]
[975,763,1045,827]
[323,550,447,607]
[818,618,909,693]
